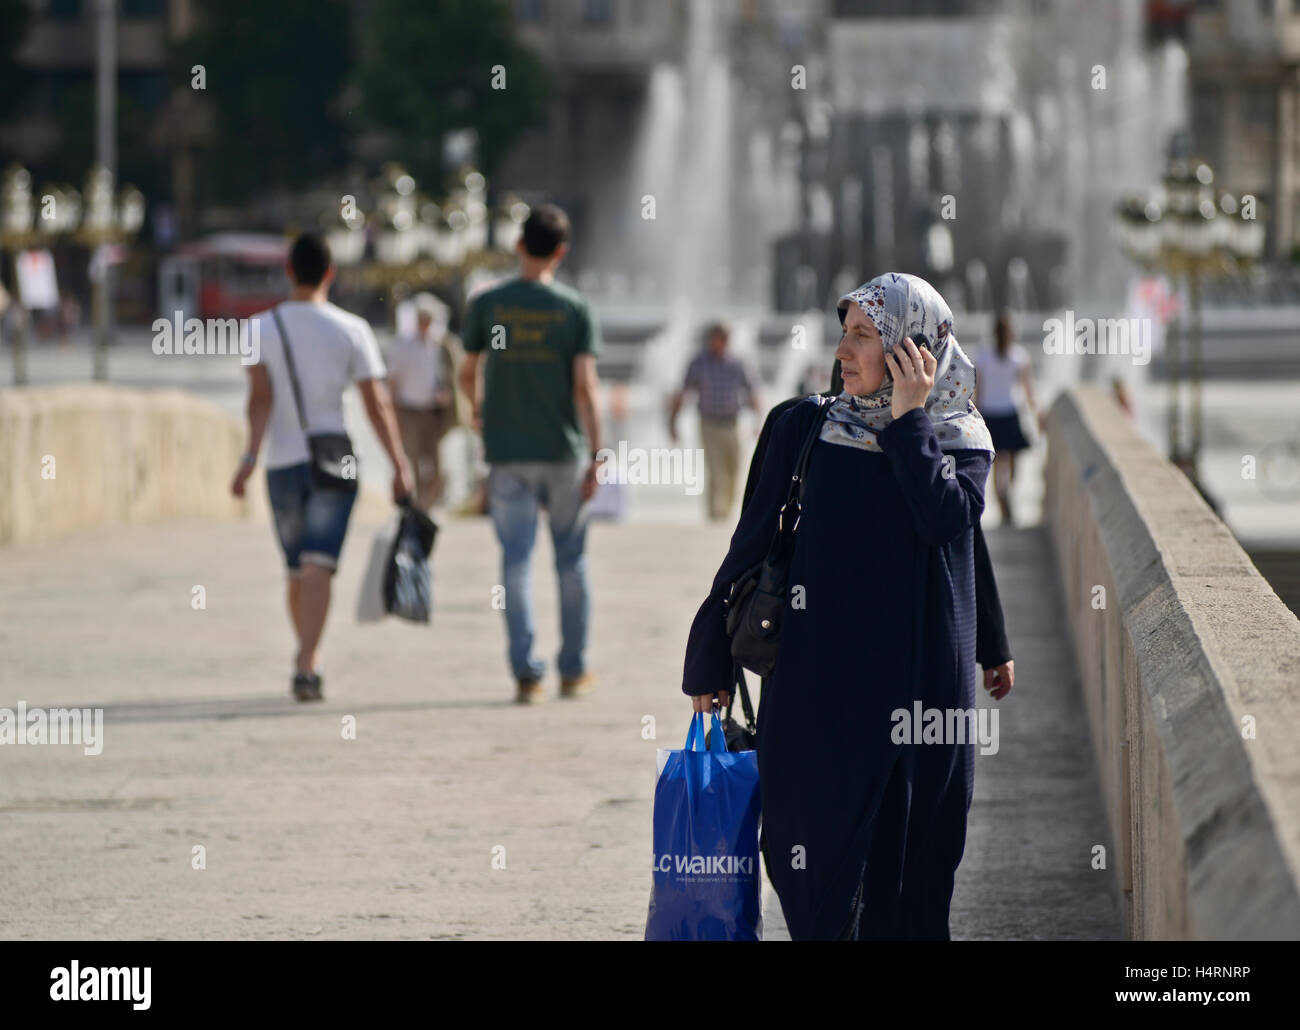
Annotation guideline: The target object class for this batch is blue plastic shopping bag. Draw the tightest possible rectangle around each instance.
[644,711,762,941]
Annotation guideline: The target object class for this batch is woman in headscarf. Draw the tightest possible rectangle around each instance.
[681,273,995,940]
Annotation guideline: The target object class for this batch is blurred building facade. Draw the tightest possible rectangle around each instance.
[6,0,1293,321]
[779,0,1189,314]
[1184,0,1300,263]
[4,0,198,244]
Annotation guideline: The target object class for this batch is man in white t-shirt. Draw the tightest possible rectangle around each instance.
[231,233,413,701]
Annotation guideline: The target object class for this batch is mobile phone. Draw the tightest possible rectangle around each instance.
[884,334,929,383]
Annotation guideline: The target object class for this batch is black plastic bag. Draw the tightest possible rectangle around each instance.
[383,502,439,623]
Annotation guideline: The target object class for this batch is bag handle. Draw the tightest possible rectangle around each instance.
[685,711,704,751]
[270,304,312,437]
[684,711,728,754]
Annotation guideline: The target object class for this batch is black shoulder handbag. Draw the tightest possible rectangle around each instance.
[722,396,830,677]
[272,305,358,493]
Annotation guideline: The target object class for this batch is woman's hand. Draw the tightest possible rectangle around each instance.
[886,338,936,419]
[983,660,1014,700]
[691,690,730,713]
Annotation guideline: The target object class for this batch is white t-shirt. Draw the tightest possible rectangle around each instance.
[387,331,444,409]
[975,344,1029,416]
[249,300,386,470]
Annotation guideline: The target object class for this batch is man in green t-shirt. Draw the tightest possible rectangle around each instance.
[458,204,604,705]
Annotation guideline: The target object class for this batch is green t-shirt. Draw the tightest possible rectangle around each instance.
[461,277,601,463]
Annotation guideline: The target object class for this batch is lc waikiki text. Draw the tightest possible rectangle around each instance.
[654,854,756,876]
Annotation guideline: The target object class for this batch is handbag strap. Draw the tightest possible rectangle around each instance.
[270,304,311,436]
[779,395,832,534]
[728,662,757,732]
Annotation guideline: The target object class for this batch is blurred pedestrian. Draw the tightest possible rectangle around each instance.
[1110,375,1135,422]
[974,310,1043,527]
[388,292,468,510]
[458,204,604,704]
[668,322,762,521]
[231,232,414,702]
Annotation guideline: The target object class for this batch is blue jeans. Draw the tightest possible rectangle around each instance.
[488,460,591,681]
[266,463,357,575]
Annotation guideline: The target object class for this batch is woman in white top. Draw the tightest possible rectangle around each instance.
[973,310,1043,527]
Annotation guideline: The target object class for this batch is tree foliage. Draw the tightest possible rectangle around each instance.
[0,0,33,123]
[179,0,353,202]
[356,0,551,190]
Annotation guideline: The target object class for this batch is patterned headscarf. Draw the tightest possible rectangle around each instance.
[821,272,993,455]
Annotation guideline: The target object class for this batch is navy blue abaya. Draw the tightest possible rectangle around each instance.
[681,399,991,940]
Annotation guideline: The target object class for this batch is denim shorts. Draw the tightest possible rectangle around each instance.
[266,462,357,575]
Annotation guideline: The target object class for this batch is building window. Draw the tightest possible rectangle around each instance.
[516,0,546,22]
[581,0,614,25]
[1241,85,1276,128]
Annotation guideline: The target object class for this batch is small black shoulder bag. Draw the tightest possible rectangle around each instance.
[272,305,359,493]
[722,396,831,677]
[705,662,758,752]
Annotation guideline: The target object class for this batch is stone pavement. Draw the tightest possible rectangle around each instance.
[0,495,1121,940]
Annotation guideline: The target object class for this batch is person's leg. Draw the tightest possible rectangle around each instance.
[295,481,359,679]
[426,408,450,507]
[855,748,914,940]
[267,464,310,663]
[287,577,304,640]
[1003,450,1018,526]
[488,464,545,683]
[413,411,441,509]
[543,459,592,683]
[699,419,725,520]
[897,738,970,941]
[295,564,332,675]
[993,448,1014,526]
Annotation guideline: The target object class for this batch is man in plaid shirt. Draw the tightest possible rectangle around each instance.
[669,322,763,520]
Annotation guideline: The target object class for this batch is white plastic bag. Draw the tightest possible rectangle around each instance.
[355,513,401,623]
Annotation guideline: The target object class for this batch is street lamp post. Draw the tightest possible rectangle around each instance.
[1113,158,1265,489]
[80,165,145,381]
[1,162,144,387]
[1,165,36,386]
[328,164,527,315]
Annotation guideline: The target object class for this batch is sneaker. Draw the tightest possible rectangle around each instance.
[559,672,597,699]
[515,678,545,705]
[292,672,323,702]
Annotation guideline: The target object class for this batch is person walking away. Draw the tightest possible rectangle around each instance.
[973,310,1043,527]
[668,322,763,521]
[231,232,414,701]
[388,291,468,509]
[457,204,604,705]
